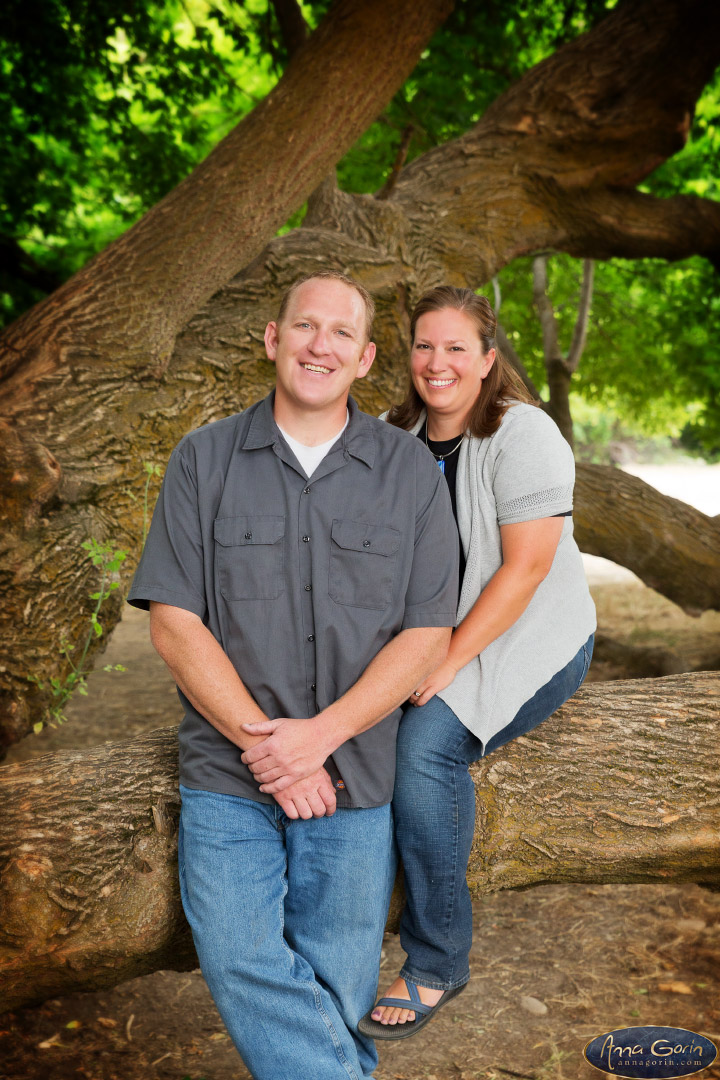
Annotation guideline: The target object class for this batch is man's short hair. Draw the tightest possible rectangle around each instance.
[276,271,375,344]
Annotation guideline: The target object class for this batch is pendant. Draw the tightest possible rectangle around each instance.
[438,458,445,474]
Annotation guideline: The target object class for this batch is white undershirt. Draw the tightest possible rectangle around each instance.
[277,411,349,477]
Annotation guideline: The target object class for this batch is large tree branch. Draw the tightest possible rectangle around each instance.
[1,672,716,1012]
[0,0,453,383]
[553,187,720,268]
[383,0,720,282]
[574,464,720,615]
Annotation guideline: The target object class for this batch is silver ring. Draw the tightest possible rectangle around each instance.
[414,691,421,697]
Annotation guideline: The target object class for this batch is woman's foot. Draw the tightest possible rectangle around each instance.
[371,976,444,1025]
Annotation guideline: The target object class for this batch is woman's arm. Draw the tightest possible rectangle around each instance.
[411,516,565,705]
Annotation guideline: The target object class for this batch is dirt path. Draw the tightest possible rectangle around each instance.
[2,579,720,1079]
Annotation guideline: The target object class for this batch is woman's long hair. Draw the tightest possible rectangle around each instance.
[387,286,535,437]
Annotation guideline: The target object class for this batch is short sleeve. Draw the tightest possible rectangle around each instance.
[492,408,575,526]
[127,446,207,618]
[402,459,459,629]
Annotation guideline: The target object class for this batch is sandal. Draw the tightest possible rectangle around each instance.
[357,979,466,1041]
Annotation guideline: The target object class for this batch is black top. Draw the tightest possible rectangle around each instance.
[420,423,466,590]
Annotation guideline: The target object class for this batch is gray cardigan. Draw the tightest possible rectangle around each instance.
[404,403,596,746]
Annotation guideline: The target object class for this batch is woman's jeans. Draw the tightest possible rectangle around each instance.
[395,634,594,991]
[179,787,396,1080]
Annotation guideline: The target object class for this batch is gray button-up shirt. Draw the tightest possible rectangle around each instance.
[128,392,458,807]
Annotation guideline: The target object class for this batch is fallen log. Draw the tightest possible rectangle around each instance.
[0,671,717,1013]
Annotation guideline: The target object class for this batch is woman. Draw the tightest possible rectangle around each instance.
[358,286,596,1041]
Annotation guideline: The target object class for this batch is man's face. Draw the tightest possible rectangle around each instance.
[265,278,375,418]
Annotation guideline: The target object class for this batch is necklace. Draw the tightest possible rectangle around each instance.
[425,425,464,475]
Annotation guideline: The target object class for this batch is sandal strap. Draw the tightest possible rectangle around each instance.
[374,995,433,1015]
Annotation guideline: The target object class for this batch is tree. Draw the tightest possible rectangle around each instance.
[1,0,720,756]
[1,670,717,1012]
[494,255,595,446]
[494,250,720,456]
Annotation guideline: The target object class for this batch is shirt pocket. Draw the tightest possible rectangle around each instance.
[329,518,401,610]
[214,516,285,601]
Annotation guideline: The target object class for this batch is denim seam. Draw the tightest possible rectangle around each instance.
[309,985,361,1080]
[276,868,359,1080]
[279,828,363,1080]
[444,748,461,980]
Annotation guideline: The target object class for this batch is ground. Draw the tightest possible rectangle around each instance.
[2,482,720,1080]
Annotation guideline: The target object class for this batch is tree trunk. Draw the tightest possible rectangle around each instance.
[530,255,595,447]
[0,671,716,1013]
[2,0,720,747]
[573,464,720,616]
[545,359,574,445]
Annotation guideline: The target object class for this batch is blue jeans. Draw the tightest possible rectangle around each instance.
[394,635,594,991]
[179,787,396,1080]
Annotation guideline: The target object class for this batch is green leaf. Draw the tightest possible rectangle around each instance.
[33,721,44,734]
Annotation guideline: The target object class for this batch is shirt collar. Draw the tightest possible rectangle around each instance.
[241,390,376,468]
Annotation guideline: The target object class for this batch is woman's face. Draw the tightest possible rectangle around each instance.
[411,308,495,430]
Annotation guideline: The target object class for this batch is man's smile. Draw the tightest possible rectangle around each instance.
[301,362,333,374]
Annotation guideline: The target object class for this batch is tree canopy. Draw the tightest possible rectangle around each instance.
[2,0,719,449]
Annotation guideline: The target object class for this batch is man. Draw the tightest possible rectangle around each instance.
[128,271,458,1080]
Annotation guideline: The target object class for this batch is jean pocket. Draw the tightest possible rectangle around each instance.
[328,518,400,610]
[214,515,285,600]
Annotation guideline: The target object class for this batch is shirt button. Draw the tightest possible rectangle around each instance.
[362,539,371,547]
[304,584,312,592]
[311,684,316,691]
[307,634,315,642]
[245,532,252,540]
[302,535,310,543]
[303,486,311,494]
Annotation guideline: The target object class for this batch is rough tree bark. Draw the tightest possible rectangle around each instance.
[2,0,720,748]
[0,671,716,1013]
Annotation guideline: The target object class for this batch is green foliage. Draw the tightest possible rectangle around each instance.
[641,69,720,204]
[495,253,720,452]
[570,397,686,464]
[0,0,280,325]
[28,538,127,731]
